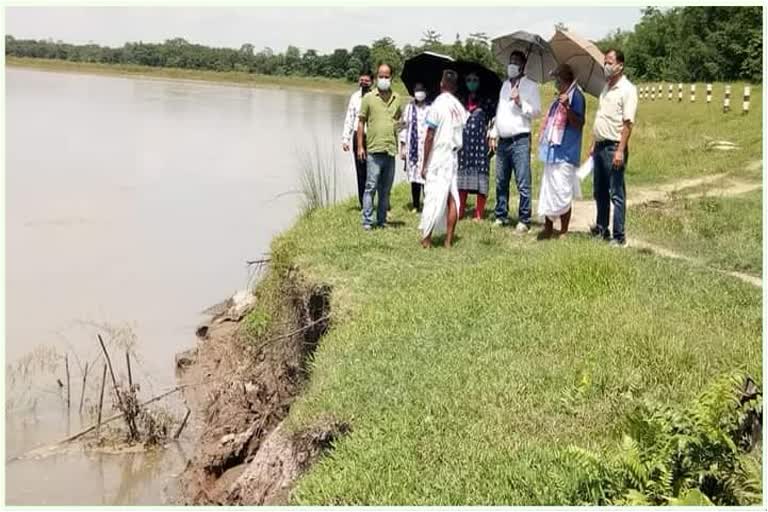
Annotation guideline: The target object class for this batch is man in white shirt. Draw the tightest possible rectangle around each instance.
[588,48,638,247]
[489,50,541,232]
[419,70,468,248]
[341,70,373,209]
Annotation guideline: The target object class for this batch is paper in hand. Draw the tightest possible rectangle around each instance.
[577,157,594,181]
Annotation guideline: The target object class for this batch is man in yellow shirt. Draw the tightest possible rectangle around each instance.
[356,63,404,230]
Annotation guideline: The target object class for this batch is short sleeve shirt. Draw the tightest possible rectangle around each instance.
[359,90,404,156]
[593,75,638,142]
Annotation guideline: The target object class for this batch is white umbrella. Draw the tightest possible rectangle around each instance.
[548,29,606,97]
[491,31,558,83]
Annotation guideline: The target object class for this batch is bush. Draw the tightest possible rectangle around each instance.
[558,371,762,505]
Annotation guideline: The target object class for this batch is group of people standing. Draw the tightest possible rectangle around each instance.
[341,47,637,248]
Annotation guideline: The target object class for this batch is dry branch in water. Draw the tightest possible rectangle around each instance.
[6,384,186,463]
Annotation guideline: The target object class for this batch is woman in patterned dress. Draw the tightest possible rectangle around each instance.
[398,82,430,212]
[457,72,497,221]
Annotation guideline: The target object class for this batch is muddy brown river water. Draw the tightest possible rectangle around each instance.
[5,67,378,505]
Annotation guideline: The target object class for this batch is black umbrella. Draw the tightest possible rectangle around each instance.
[491,31,558,83]
[454,60,503,102]
[400,51,455,100]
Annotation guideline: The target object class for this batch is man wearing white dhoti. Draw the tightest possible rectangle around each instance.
[419,70,468,248]
[536,64,586,238]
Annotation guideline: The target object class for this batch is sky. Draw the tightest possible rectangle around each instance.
[5,6,643,53]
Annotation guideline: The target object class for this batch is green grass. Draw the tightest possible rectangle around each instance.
[245,81,763,504]
[298,141,340,215]
[256,182,761,504]
[631,189,762,276]
[530,82,762,198]
[625,83,762,185]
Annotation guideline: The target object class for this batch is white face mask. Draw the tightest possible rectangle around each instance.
[414,91,427,102]
[377,78,391,91]
[507,63,521,78]
[604,63,620,78]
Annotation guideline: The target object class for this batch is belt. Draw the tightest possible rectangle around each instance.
[500,132,530,142]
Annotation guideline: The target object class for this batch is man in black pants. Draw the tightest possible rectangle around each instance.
[588,49,638,247]
[342,71,373,209]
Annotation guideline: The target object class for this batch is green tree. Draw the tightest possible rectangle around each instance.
[329,48,350,78]
[301,49,321,76]
[370,37,402,76]
[5,7,761,83]
[284,45,301,75]
[346,56,363,81]
[350,44,372,74]
[421,29,445,53]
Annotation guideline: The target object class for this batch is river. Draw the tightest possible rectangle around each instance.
[5,67,371,505]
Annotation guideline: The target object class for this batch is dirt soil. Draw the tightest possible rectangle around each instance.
[175,271,348,505]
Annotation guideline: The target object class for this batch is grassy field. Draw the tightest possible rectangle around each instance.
[619,84,762,277]
[631,189,762,276]
[530,82,762,197]
[243,81,762,505]
[269,188,760,504]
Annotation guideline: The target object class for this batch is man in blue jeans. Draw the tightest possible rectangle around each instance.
[588,48,638,247]
[489,50,541,233]
[356,63,403,230]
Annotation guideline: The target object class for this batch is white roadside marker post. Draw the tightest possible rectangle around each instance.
[743,85,751,114]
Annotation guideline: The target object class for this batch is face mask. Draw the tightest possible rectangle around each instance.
[604,63,620,78]
[507,64,520,78]
[377,78,391,91]
[466,81,479,92]
[414,91,427,102]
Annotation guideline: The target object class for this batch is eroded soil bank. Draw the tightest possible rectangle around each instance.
[175,268,348,505]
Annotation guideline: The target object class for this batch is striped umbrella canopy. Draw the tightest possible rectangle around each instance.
[491,30,557,83]
[549,29,606,97]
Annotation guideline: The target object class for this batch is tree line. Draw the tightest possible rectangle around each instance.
[4,31,502,82]
[596,6,762,83]
[4,6,762,83]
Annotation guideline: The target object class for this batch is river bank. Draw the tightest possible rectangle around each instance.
[175,182,761,504]
[172,77,762,504]
[5,56,355,95]
[8,61,760,503]
[5,67,355,505]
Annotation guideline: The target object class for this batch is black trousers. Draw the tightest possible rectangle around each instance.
[411,182,423,210]
[352,138,367,209]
